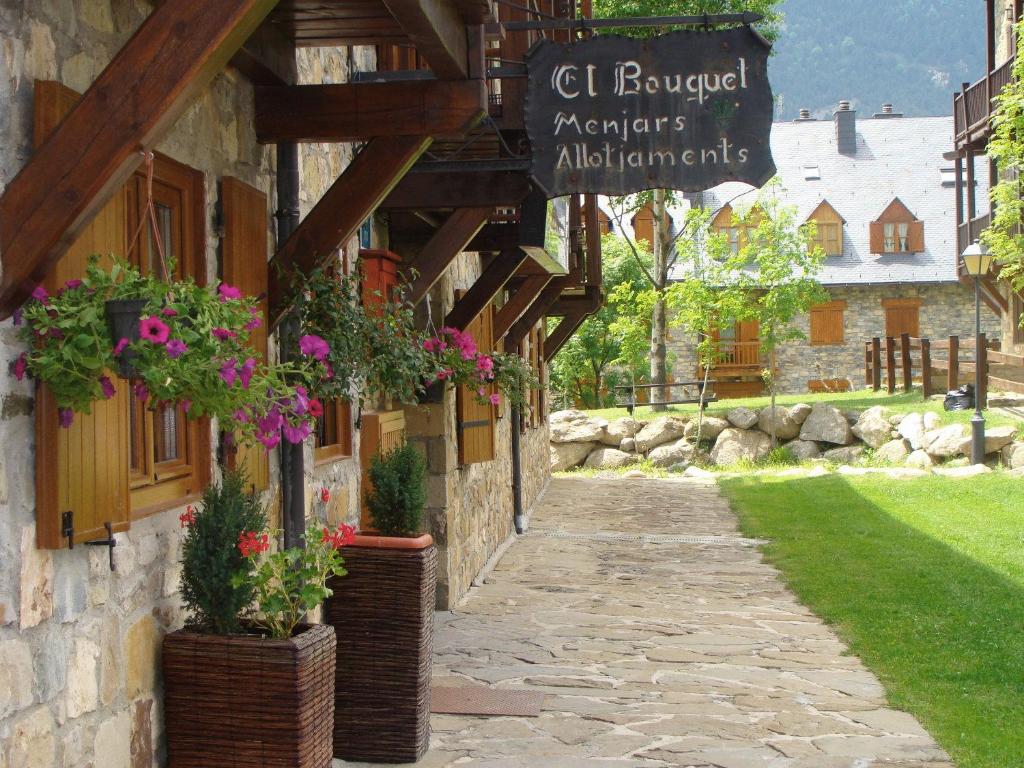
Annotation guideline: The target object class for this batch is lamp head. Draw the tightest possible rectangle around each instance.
[961,239,993,277]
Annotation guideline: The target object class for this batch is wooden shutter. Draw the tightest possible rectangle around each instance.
[883,299,921,338]
[221,177,270,492]
[809,300,846,345]
[34,81,131,548]
[457,304,496,465]
[907,221,925,253]
[869,221,884,254]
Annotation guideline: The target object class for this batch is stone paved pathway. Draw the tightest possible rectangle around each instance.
[340,477,954,768]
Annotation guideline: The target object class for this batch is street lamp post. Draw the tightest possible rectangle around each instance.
[961,239,993,465]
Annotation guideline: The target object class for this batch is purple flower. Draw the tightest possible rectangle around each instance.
[257,409,283,435]
[99,376,116,400]
[244,308,262,331]
[233,408,250,423]
[13,353,27,382]
[238,358,256,389]
[282,421,312,444]
[139,316,171,345]
[13,308,23,326]
[298,334,330,361]
[161,307,178,317]
[258,431,281,450]
[211,327,237,341]
[219,358,238,387]
[181,399,192,414]
[133,383,149,402]
[489,393,501,406]
[63,279,83,291]
[58,408,73,428]
[165,339,187,359]
[293,385,309,416]
[218,284,243,301]
[113,337,130,356]
[48,328,64,340]
[31,286,49,304]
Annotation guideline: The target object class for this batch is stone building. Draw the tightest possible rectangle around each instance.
[0,1,598,765]
[667,106,1001,396]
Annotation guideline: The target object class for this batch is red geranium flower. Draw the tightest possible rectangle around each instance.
[179,505,196,528]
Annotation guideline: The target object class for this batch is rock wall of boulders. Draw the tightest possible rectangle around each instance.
[551,403,1024,472]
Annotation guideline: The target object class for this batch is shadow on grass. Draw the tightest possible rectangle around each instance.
[720,473,1024,768]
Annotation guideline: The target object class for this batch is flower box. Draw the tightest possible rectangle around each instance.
[163,623,336,768]
[325,533,437,763]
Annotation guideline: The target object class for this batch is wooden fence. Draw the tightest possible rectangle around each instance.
[863,333,1006,408]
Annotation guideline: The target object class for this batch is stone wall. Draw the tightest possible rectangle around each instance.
[667,282,1003,396]
[0,4,366,766]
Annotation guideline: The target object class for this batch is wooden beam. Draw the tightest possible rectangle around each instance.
[380,0,469,79]
[268,135,431,326]
[544,311,588,362]
[505,277,570,346]
[548,288,602,316]
[468,222,522,252]
[981,274,1008,314]
[255,80,486,143]
[382,168,531,210]
[444,249,528,329]
[493,275,553,340]
[0,0,278,318]
[405,207,492,304]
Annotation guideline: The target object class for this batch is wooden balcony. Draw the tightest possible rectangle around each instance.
[957,211,993,255]
[954,56,1014,151]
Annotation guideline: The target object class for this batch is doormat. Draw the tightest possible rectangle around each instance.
[430,686,545,717]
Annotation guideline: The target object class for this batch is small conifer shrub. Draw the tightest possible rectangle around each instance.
[366,443,427,537]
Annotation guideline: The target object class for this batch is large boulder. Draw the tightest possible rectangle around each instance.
[983,425,1017,454]
[921,424,970,458]
[710,428,772,466]
[897,413,926,450]
[601,417,643,447]
[786,439,822,461]
[851,407,893,449]
[550,410,608,444]
[620,437,636,454]
[822,445,865,464]
[923,412,941,430]
[550,442,597,471]
[934,464,993,478]
[584,447,641,470]
[726,407,759,430]
[758,406,801,441]
[1001,441,1024,469]
[789,403,813,425]
[906,450,936,469]
[648,437,696,468]
[875,438,912,463]
[799,403,854,445]
[683,416,730,442]
[634,417,688,453]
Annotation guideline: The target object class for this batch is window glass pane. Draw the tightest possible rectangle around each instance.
[155,406,180,463]
[898,222,909,251]
[883,223,896,252]
[148,203,175,275]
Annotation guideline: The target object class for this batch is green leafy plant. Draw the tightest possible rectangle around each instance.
[234,522,354,640]
[366,443,427,537]
[14,256,326,448]
[179,469,268,635]
[491,352,540,411]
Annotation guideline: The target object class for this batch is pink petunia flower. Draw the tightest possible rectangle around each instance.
[244,308,262,331]
[165,339,188,359]
[282,421,312,444]
[113,337,130,356]
[219,358,238,387]
[258,431,281,451]
[181,399,192,414]
[476,355,494,375]
[218,284,243,301]
[139,316,171,345]
[161,307,178,317]
[58,408,74,428]
[298,334,330,361]
[257,409,283,435]
[63,279,83,291]
[31,286,49,304]
[233,408,250,423]
[13,353,27,382]
[489,393,501,406]
[99,376,116,400]
[211,328,237,341]
[133,383,149,402]
[238,358,256,389]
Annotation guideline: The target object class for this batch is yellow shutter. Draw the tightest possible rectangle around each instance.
[221,177,270,492]
[34,81,131,548]
[457,304,496,465]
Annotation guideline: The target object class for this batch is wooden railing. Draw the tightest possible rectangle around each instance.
[954,56,1015,144]
[863,334,1003,408]
[957,212,993,255]
[716,341,763,368]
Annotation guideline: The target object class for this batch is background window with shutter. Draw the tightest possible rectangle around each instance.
[630,203,672,249]
[712,204,761,255]
[883,298,921,338]
[809,300,846,345]
[805,201,845,257]
[457,303,497,465]
[870,199,924,255]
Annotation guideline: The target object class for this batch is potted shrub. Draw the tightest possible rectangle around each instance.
[163,470,354,767]
[325,443,436,763]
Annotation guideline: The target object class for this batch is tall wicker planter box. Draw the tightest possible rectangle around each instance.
[163,623,336,768]
[326,533,437,763]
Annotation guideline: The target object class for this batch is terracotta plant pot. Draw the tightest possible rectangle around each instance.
[105,298,145,378]
[326,532,437,763]
[163,623,337,768]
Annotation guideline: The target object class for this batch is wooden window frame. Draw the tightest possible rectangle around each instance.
[809,300,846,346]
[870,199,924,255]
[315,400,354,466]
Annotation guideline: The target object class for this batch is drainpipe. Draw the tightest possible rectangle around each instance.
[511,406,525,534]
[276,142,305,549]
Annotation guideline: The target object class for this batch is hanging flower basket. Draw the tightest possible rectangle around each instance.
[104,297,145,378]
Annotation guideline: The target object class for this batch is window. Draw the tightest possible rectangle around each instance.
[315,401,353,465]
[712,204,760,255]
[809,300,846,345]
[870,199,924,254]
[597,209,612,235]
[631,203,672,248]
[883,298,921,338]
[805,201,845,256]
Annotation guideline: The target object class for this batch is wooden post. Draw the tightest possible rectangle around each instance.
[885,336,897,394]
[864,341,871,387]
[921,338,932,399]
[949,335,960,391]
[900,333,913,392]
[871,337,882,391]
[978,332,988,409]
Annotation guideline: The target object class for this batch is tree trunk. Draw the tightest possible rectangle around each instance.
[649,189,670,412]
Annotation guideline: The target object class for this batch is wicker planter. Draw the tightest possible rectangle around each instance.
[326,533,437,763]
[163,623,336,768]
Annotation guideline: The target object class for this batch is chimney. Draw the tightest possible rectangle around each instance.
[834,100,856,155]
[872,102,904,119]
[794,108,815,122]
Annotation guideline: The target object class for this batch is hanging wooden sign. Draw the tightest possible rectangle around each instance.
[524,27,776,197]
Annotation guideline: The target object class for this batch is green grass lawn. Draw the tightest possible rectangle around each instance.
[583,388,1023,433]
[719,473,1024,768]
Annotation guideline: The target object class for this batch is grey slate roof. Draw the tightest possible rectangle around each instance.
[676,114,975,286]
